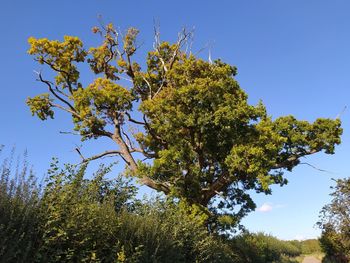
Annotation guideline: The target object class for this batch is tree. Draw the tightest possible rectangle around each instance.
[318,178,350,262]
[27,23,342,229]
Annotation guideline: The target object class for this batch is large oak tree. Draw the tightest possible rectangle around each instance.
[27,24,342,229]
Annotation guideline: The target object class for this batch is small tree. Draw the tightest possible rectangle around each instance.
[27,23,342,229]
[318,178,350,262]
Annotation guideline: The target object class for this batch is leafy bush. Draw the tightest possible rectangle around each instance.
[0,150,310,262]
[0,147,41,263]
[117,199,239,262]
[0,151,238,262]
[36,161,131,262]
[35,159,238,262]
[318,177,350,262]
[230,232,301,263]
[300,239,322,254]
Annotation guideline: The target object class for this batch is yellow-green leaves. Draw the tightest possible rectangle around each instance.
[72,78,133,139]
[88,44,119,80]
[74,78,132,117]
[123,27,139,56]
[28,36,86,89]
[27,93,54,120]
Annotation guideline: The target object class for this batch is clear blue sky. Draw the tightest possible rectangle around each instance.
[1,0,350,240]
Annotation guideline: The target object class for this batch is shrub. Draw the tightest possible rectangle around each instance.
[0,150,308,262]
[318,177,350,262]
[0,147,41,263]
[230,232,301,263]
[36,160,133,262]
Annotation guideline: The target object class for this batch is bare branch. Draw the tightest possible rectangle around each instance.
[131,147,156,158]
[126,53,135,78]
[125,112,146,125]
[59,131,81,136]
[119,75,133,82]
[299,162,334,174]
[141,75,152,98]
[75,147,85,160]
[78,150,123,164]
[38,59,75,93]
[50,103,81,119]
[168,28,192,70]
[153,79,166,98]
[37,72,76,113]
[153,19,161,50]
[121,126,134,149]
[152,23,168,73]
[335,105,347,119]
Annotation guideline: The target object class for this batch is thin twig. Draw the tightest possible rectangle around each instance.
[300,162,335,174]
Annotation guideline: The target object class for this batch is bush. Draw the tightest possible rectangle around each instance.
[230,232,301,263]
[117,199,239,262]
[37,160,137,262]
[0,150,310,262]
[0,147,41,263]
[318,177,350,262]
[35,159,238,262]
[300,239,322,254]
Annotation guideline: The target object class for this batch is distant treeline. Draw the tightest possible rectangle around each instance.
[0,148,321,263]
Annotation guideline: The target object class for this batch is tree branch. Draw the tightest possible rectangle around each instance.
[168,28,192,70]
[299,162,334,174]
[50,103,81,119]
[77,149,123,163]
[202,171,232,205]
[272,149,318,169]
[125,112,146,125]
[111,114,170,193]
[39,59,75,94]
[37,72,76,113]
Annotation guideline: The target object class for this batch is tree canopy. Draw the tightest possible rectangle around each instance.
[27,23,342,229]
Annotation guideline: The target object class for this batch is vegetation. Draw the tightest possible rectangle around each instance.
[26,23,342,230]
[0,146,41,262]
[318,177,350,262]
[0,147,324,262]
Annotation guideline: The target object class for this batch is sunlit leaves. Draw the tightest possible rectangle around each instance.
[318,178,350,261]
[72,78,133,139]
[26,93,54,120]
[28,36,86,89]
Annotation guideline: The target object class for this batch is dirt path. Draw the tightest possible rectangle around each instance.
[302,256,321,263]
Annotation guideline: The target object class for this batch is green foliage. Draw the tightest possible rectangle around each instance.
[230,232,301,263]
[72,77,133,139]
[299,239,322,255]
[27,93,54,120]
[27,23,342,231]
[35,159,241,262]
[116,199,238,262]
[27,36,86,88]
[0,147,41,263]
[37,160,135,262]
[0,150,323,263]
[318,177,350,262]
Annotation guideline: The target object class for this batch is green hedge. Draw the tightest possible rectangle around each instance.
[0,149,312,262]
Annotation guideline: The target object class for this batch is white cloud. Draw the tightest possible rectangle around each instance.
[256,203,286,213]
[257,203,273,212]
